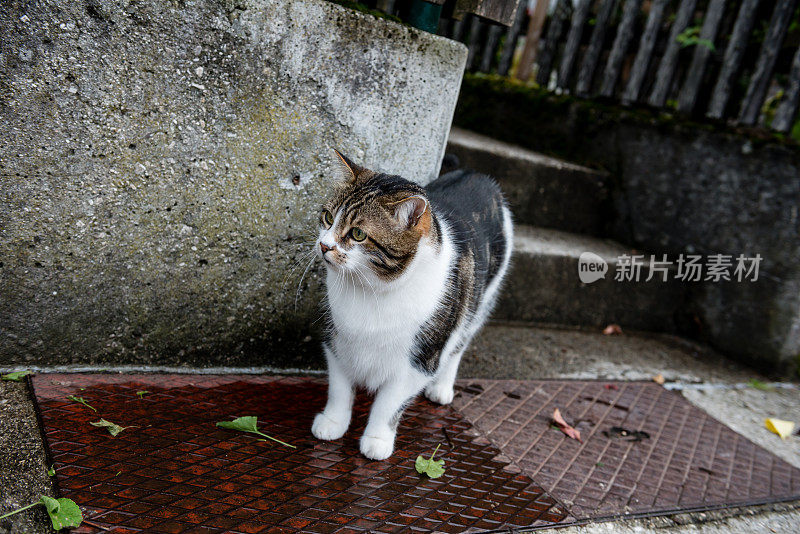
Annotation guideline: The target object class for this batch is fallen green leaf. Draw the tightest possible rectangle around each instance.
[40,496,82,531]
[47,465,55,477]
[0,495,82,530]
[415,443,445,479]
[216,416,296,448]
[90,419,133,437]
[39,496,59,516]
[216,415,259,433]
[2,370,31,381]
[136,390,150,398]
[67,395,97,412]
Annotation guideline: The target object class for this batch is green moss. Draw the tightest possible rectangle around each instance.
[325,0,402,24]
[453,73,800,168]
[791,120,800,144]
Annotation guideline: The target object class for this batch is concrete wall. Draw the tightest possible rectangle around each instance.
[454,76,800,376]
[0,0,466,367]
[610,126,800,377]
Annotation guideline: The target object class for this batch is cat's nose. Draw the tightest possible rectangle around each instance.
[320,242,333,254]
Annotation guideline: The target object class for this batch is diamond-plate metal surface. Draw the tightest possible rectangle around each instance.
[453,380,800,519]
[32,374,571,533]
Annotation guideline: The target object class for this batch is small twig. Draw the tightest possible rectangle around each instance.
[442,428,453,449]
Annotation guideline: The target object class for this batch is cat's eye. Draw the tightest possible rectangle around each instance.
[322,210,334,226]
[350,227,367,242]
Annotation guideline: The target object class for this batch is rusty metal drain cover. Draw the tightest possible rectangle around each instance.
[31,374,570,533]
[30,375,800,532]
[452,380,800,520]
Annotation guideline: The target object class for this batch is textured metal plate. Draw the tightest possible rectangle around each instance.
[453,380,800,520]
[32,374,571,533]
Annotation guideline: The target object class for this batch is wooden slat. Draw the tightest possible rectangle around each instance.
[497,0,529,76]
[480,24,504,72]
[738,0,799,125]
[376,0,397,14]
[517,0,550,81]
[622,0,669,105]
[454,0,522,27]
[677,0,727,114]
[452,16,468,41]
[600,0,642,97]
[557,0,592,89]
[648,0,698,107]
[575,0,619,97]
[437,18,452,37]
[706,0,761,119]
[772,46,800,133]
[534,0,571,86]
[466,15,484,70]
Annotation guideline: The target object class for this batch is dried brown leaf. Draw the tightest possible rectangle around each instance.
[552,408,582,443]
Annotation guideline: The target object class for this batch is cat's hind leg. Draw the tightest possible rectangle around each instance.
[312,344,354,441]
[360,368,428,460]
[427,205,514,406]
[424,344,465,405]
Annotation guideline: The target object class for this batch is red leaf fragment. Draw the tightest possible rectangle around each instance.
[552,408,582,443]
[603,384,619,390]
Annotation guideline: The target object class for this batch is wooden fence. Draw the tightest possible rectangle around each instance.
[436,0,800,134]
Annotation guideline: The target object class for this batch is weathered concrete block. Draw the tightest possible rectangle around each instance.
[0,0,466,366]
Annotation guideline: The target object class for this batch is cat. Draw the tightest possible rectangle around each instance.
[311,150,513,460]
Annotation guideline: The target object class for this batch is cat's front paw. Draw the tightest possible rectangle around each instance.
[311,412,349,441]
[360,431,395,460]
[424,382,454,405]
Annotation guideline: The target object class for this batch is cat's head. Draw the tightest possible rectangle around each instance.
[316,151,434,283]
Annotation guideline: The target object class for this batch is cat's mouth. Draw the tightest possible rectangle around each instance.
[321,253,341,267]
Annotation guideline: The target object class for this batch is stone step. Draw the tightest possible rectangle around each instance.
[495,225,687,332]
[445,127,610,235]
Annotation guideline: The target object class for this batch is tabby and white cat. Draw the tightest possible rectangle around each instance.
[311,151,513,460]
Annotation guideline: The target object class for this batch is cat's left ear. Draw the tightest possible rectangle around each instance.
[392,195,429,229]
[332,149,362,184]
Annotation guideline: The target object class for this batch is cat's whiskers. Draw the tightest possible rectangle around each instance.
[325,266,346,305]
[325,268,339,299]
[294,254,318,311]
[349,258,381,311]
[347,270,357,303]
[281,246,316,290]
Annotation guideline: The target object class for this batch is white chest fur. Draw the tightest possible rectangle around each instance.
[325,226,454,391]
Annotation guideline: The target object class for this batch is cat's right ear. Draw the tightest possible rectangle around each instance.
[332,149,360,184]
[392,195,429,230]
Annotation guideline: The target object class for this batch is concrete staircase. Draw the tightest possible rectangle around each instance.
[447,128,687,332]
